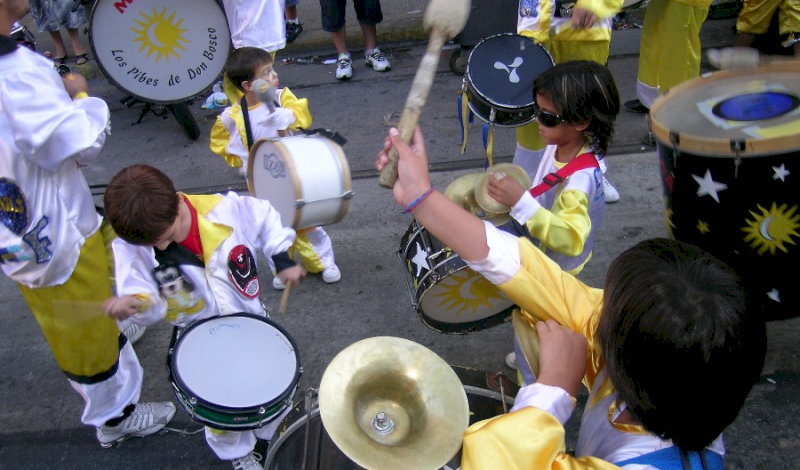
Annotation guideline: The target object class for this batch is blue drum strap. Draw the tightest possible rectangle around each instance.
[615,446,723,470]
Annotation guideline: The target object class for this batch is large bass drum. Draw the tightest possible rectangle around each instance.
[264,366,518,470]
[88,0,231,104]
[650,62,800,321]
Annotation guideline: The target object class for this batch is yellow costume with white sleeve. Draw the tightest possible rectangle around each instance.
[460,224,725,469]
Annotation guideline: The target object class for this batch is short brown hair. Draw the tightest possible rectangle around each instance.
[104,164,180,245]
[225,46,274,92]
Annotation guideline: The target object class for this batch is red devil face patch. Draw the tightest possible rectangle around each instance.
[228,245,259,298]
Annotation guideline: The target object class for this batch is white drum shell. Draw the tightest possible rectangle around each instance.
[248,136,352,230]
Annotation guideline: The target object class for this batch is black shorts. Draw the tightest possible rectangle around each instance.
[319,0,383,32]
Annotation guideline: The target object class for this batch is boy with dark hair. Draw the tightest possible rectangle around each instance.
[102,164,304,470]
[210,46,342,289]
[376,126,767,470]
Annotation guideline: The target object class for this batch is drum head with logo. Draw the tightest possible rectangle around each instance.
[466,34,554,115]
[89,0,231,103]
[651,63,800,320]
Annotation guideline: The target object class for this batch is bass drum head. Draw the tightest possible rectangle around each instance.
[651,63,800,320]
[466,33,554,125]
[89,0,231,104]
[264,366,517,470]
[171,314,300,410]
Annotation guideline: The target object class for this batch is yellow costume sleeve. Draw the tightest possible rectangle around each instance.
[462,406,623,470]
[525,189,591,258]
[209,106,246,168]
[279,87,312,131]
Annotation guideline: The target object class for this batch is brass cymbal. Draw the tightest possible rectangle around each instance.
[318,337,469,470]
[444,173,513,226]
[474,163,532,214]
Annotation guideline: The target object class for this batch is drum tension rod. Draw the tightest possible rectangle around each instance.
[730,141,745,178]
[669,133,681,163]
[294,190,355,208]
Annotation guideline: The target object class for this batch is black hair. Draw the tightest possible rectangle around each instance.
[225,46,274,92]
[533,60,620,156]
[598,238,766,450]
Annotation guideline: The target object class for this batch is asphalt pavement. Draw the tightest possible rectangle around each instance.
[2,9,799,470]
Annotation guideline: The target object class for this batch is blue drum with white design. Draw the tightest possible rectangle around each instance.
[463,33,554,127]
[651,63,800,321]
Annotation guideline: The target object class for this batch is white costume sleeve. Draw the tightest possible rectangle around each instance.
[510,383,577,424]
[111,239,168,327]
[466,221,522,285]
[223,192,296,259]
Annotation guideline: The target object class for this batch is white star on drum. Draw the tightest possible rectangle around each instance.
[692,169,727,203]
[767,288,781,303]
[772,164,790,182]
[411,242,430,277]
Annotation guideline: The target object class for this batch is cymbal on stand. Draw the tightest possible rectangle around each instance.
[318,337,469,470]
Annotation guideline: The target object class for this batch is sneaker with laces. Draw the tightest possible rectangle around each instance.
[505,352,518,370]
[121,323,146,345]
[322,264,341,284]
[623,99,649,114]
[286,22,303,43]
[335,53,352,80]
[272,276,286,291]
[96,402,176,447]
[231,451,264,470]
[603,176,620,203]
[365,48,391,72]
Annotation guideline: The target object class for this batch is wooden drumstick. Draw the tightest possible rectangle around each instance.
[279,282,292,314]
[377,0,471,188]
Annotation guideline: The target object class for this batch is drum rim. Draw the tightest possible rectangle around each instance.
[649,62,800,157]
[465,33,554,112]
[87,0,231,105]
[464,94,536,127]
[169,313,302,414]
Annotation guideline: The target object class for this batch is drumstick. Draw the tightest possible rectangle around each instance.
[279,282,292,314]
[377,0,471,188]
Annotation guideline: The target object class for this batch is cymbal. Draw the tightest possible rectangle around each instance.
[444,173,512,226]
[318,337,469,470]
[474,163,532,214]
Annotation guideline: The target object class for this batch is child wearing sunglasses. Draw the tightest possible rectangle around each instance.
[486,61,620,381]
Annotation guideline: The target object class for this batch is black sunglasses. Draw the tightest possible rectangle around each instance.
[533,104,564,127]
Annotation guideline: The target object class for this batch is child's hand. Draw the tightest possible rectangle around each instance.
[570,7,598,28]
[103,295,142,320]
[62,73,89,98]
[535,319,587,398]
[278,264,306,288]
[375,126,431,208]
[258,108,296,129]
[486,172,526,208]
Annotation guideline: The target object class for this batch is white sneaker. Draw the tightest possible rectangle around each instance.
[121,323,146,345]
[335,53,352,80]
[322,264,341,284]
[96,402,176,447]
[272,276,286,291]
[603,176,620,203]
[231,451,264,470]
[365,48,391,72]
[505,352,518,370]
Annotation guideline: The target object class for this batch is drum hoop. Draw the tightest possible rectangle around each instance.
[650,62,800,157]
[248,138,304,229]
[87,0,230,105]
[465,33,553,110]
[170,313,302,413]
[328,138,353,225]
[465,98,535,127]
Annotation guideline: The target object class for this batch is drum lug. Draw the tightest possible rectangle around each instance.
[342,189,355,200]
[730,141,745,178]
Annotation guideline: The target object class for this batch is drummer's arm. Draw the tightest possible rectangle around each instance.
[574,0,624,22]
[515,189,592,257]
[279,87,312,130]
[209,113,248,168]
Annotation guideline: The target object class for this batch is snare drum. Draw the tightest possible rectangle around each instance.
[463,33,554,127]
[248,135,353,230]
[168,313,302,430]
[89,0,231,104]
[398,221,516,334]
[264,366,517,470]
[651,63,800,321]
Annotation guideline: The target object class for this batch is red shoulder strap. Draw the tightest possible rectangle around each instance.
[529,153,599,198]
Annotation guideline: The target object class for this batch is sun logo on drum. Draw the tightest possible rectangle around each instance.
[131,7,189,63]
[432,269,505,315]
[741,202,800,255]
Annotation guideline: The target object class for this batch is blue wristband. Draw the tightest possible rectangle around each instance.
[403,187,435,215]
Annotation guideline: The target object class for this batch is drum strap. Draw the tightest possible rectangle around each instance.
[529,153,599,198]
[483,123,494,168]
[458,91,474,155]
[240,96,255,151]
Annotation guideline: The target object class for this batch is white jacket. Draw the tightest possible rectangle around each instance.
[0,45,110,287]
[113,192,296,329]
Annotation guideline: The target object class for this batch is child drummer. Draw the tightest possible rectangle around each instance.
[101,164,304,470]
[210,46,342,288]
